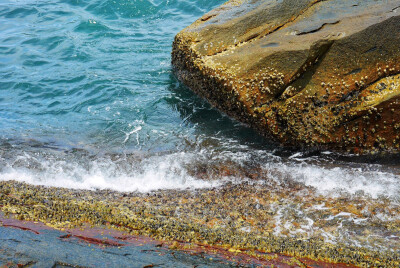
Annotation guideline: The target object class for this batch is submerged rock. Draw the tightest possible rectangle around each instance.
[172,0,400,153]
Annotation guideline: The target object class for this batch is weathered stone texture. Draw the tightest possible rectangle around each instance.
[172,0,400,153]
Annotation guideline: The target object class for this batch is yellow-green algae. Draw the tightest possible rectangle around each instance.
[0,180,399,267]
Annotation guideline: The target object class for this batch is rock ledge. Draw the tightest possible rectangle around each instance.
[172,0,400,153]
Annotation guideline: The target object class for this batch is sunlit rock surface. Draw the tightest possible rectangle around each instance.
[172,0,400,153]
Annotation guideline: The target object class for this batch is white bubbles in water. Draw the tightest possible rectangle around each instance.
[0,150,222,192]
[268,161,400,199]
[0,144,399,202]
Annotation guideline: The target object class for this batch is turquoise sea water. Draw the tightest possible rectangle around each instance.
[0,0,399,198]
[0,0,231,150]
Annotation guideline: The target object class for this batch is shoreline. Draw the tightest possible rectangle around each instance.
[0,180,398,266]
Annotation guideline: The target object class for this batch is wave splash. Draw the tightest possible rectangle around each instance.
[0,142,399,203]
[0,147,223,192]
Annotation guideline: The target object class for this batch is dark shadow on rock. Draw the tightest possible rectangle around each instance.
[165,73,278,151]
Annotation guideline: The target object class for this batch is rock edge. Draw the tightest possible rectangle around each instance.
[172,0,400,154]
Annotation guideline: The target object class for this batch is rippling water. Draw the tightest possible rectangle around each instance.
[1,0,400,256]
[0,0,399,208]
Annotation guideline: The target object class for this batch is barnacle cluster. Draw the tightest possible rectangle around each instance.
[172,0,400,154]
[0,180,399,266]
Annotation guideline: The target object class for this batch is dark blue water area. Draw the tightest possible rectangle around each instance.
[0,0,399,200]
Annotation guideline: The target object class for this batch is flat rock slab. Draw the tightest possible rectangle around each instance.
[172,0,400,153]
[0,216,235,268]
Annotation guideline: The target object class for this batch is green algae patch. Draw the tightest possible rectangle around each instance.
[0,180,399,266]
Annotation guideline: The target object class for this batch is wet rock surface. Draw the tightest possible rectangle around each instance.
[0,217,235,268]
[0,179,399,267]
[172,0,400,153]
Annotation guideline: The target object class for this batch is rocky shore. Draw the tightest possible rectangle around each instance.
[2,1,400,266]
[172,0,400,153]
[1,179,399,266]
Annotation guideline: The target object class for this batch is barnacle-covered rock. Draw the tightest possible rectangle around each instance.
[172,0,400,153]
[1,180,399,266]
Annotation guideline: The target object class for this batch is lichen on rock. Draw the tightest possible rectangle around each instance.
[172,0,400,153]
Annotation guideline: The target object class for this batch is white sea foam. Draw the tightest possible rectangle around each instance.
[0,151,222,192]
[123,120,144,144]
[266,161,400,199]
[220,149,400,200]
[0,145,399,200]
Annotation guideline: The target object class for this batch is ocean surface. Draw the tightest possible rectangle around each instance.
[0,0,399,199]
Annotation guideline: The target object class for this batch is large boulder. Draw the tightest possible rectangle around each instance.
[172,0,400,153]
